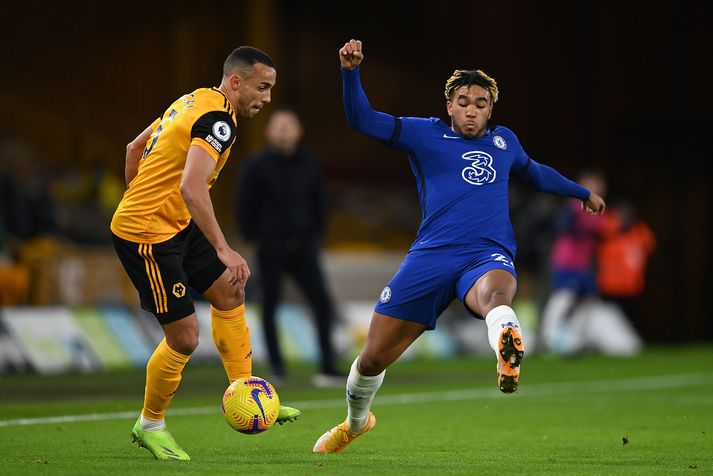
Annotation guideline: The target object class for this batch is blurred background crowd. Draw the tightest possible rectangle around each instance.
[0,1,710,373]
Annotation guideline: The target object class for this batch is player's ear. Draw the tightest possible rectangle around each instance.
[446,100,453,117]
[230,74,241,91]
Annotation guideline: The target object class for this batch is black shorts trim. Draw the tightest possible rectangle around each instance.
[188,259,226,295]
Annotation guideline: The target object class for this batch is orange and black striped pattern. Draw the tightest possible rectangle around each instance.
[138,243,168,314]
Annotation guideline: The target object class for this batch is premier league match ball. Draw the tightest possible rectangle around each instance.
[222,376,280,434]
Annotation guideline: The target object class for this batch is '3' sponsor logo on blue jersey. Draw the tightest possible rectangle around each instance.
[461,151,496,185]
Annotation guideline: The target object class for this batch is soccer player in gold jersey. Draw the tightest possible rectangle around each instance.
[111,46,299,461]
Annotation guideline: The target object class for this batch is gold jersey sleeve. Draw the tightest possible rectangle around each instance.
[111,87,237,243]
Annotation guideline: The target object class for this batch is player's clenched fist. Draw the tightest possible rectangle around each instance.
[339,39,363,70]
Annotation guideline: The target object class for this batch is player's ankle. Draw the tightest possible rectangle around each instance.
[140,415,166,432]
[349,416,368,433]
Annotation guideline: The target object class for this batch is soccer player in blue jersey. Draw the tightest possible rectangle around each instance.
[313,39,606,453]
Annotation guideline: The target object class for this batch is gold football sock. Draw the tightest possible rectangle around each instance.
[211,304,252,382]
[142,338,190,421]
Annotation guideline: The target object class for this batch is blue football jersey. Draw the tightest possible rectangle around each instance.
[341,67,589,256]
[392,118,526,253]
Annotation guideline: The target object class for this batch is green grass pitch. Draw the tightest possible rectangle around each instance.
[1,345,711,475]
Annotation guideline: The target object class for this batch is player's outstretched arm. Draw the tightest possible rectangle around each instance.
[582,191,606,215]
[515,158,606,216]
[339,39,364,70]
[339,39,396,142]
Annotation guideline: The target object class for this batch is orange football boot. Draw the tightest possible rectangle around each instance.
[497,325,524,393]
[312,412,376,453]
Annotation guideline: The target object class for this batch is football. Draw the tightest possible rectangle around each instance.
[222,376,280,434]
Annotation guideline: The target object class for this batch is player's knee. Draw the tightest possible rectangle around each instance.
[167,333,199,355]
[480,287,510,305]
[212,286,245,311]
[476,281,515,312]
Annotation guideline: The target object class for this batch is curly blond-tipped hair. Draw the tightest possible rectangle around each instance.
[444,69,499,103]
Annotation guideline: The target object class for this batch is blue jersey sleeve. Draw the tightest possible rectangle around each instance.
[508,131,590,200]
[342,67,401,144]
[514,159,590,200]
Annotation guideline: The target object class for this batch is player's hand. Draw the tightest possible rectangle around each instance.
[582,191,606,215]
[339,39,363,70]
[218,248,251,288]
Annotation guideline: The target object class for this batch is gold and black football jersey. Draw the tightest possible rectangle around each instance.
[111,87,237,243]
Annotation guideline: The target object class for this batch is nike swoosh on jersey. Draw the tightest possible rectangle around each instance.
[443,134,460,139]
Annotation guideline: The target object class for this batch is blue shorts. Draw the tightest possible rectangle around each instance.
[374,244,517,329]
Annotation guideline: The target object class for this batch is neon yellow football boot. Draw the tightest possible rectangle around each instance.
[131,418,190,461]
[276,405,301,425]
[312,412,376,453]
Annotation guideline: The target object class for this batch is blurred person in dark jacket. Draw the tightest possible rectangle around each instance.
[236,109,343,387]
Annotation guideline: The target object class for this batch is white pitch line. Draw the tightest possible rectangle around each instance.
[0,372,711,428]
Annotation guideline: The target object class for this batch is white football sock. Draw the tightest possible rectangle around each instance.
[485,305,523,356]
[346,356,384,433]
[140,414,166,432]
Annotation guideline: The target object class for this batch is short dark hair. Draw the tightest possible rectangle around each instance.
[444,69,499,103]
[223,46,275,77]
